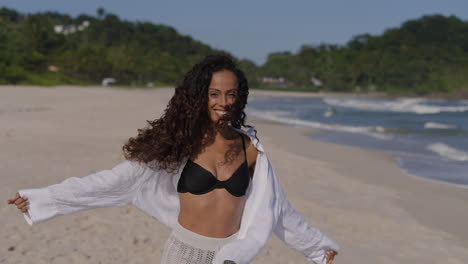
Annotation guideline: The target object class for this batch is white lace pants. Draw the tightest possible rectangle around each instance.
[161,222,238,264]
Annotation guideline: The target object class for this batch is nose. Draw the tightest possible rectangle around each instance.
[219,94,227,107]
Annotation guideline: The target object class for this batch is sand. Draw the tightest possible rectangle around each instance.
[1,86,467,264]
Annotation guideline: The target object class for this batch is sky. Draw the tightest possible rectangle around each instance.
[1,0,468,65]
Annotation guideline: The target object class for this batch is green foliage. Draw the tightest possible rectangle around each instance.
[259,14,468,95]
[1,65,29,84]
[1,8,468,96]
[0,7,217,86]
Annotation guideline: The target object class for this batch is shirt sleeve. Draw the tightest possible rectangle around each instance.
[18,160,147,225]
[273,185,340,264]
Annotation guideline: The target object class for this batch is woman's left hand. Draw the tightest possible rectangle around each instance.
[325,249,338,264]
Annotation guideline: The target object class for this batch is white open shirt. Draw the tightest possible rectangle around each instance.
[19,126,339,264]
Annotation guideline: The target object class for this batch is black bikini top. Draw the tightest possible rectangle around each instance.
[177,134,250,197]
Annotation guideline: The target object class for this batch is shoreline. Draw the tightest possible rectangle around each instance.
[248,91,468,189]
[250,117,468,255]
[1,86,467,263]
[3,85,467,100]
[250,89,388,99]
[395,157,468,190]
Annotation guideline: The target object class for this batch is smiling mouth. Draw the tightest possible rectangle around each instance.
[215,110,227,116]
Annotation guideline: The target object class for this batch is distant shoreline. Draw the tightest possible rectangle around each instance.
[1,84,467,99]
[250,88,468,100]
[249,89,388,99]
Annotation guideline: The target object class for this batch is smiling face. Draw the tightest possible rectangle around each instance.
[207,70,238,123]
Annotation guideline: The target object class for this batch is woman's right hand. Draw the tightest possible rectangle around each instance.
[7,192,29,213]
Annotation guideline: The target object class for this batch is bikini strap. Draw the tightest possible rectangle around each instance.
[239,133,247,162]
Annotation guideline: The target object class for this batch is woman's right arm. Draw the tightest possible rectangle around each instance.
[7,160,148,225]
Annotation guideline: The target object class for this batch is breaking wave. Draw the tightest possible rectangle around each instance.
[247,109,391,140]
[426,143,468,162]
[424,122,457,129]
[323,97,468,114]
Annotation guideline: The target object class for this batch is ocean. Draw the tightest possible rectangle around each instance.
[247,96,468,187]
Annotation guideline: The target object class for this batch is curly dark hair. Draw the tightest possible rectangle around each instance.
[123,54,252,172]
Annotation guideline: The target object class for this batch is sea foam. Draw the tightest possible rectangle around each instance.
[323,97,468,114]
[247,109,392,140]
[426,143,468,162]
[424,122,457,129]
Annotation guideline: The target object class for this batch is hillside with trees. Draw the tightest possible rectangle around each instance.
[0,7,228,86]
[258,15,468,95]
[1,8,468,96]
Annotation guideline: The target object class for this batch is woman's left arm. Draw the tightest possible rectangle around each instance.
[273,182,339,264]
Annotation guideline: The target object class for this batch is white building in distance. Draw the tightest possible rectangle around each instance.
[54,20,90,35]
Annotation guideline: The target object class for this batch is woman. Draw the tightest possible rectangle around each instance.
[8,54,338,264]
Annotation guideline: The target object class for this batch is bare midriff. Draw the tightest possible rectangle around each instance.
[178,188,247,238]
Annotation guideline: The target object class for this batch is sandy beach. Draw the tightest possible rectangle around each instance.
[1,86,467,264]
